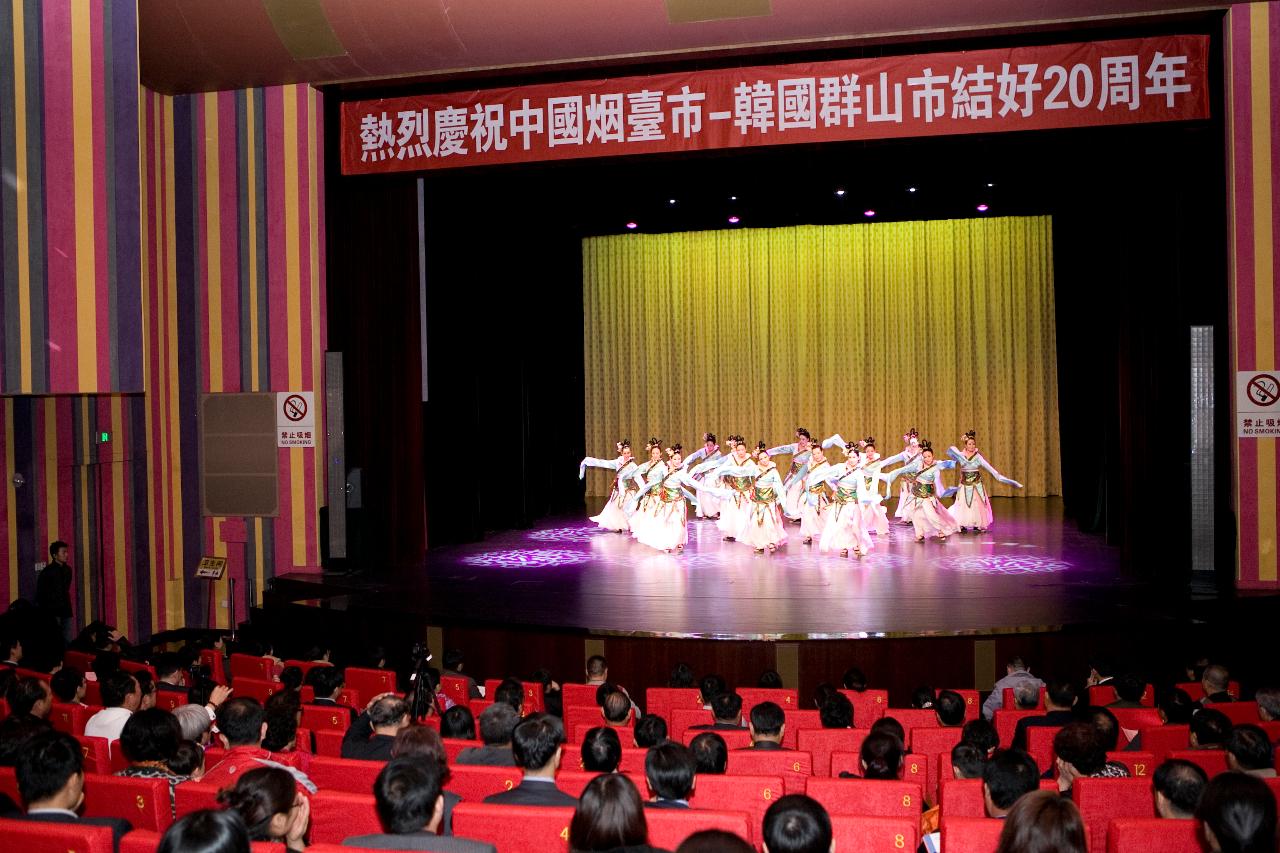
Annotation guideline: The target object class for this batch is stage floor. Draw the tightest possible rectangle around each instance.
[279,498,1180,640]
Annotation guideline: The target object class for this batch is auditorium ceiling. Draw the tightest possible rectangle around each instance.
[139,0,1242,94]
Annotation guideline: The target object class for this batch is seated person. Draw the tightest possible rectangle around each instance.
[15,730,132,851]
[1012,679,1077,751]
[454,703,519,767]
[439,706,476,741]
[983,749,1040,817]
[1053,722,1129,793]
[116,708,188,817]
[869,717,906,749]
[691,691,745,731]
[849,731,900,780]
[390,726,459,836]
[494,678,525,716]
[1012,681,1042,711]
[950,742,987,780]
[911,686,936,710]
[934,690,965,727]
[961,718,999,757]
[581,727,623,773]
[1152,759,1208,819]
[202,697,315,791]
[217,766,309,853]
[818,693,853,729]
[441,648,483,699]
[699,675,727,710]
[84,670,141,742]
[305,666,358,723]
[633,714,668,748]
[482,713,578,806]
[689,732,727,775]
[569,774,656,853]
[1190,708,1233,750]
[1256,686,1280,723]
[5,677,53,721]
[157,809,250,853]
[744,701,787,750]
[762,794,832,853]
[1199,665,1235,704]
[1126,687,1197,752]
[342,693,412,761]
[644,742,696,808]
[1107,674,1148,709]
[842,668,868,692]
[1082,706,1124,752]
[154,653,189,695]
[50,666,87,706]
[168,739,206,782]
[344,757,496,851]
[1197,773,1278,853]
[601,690,633,729]
[1225,724,1277,779]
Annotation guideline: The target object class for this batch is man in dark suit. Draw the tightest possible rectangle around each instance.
[1200,665,1236,704]
[690,691,746,731]
[455,703,519,767]
[1012,680,1078,751]
[742,701,789,750]
[306,665,359,723]
[344,757,496,851]
[36,541,74,644]
[441,649,483,700]
[644,742,696,808]
[342,693,411,761]
[15,730,131,852]
[482,713,578,806]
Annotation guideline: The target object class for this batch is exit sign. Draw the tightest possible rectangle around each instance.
[97,431,110,443]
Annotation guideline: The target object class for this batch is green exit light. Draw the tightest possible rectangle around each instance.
[98,431,110,443]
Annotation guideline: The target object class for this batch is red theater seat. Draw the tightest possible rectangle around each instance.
[199,649,227,685]
[446,764,522,801]
[313,729,345,757]
[647,808,752,850]
[645,687,704,724]
[618,747,648,774]
[681,728,752,750]
[830,815,919,853]
[994,710,1040,748]
[804,778,923,818]
[839,689,888,727]
[1217,701,1261,725]
[452,803,575,853]
[943,689,982,721]
[1003,685,1046,710]
[16,666,52,682]
[482,680,546,715]
[443,738,483,763]
[65,650,97,672]
[1089,683,1155,707]
[0,816,114,853]
[909,726,965,800]
[555,769,645,798]
[75,734,113,775]
[1026,726,1063,774]
[152,690,184,712]
[174,781,222,817]
[564,703,607,737]
[726,749,812,794]
[939,778,987,818]
[671,707,715,737]
[1072,777,1158,853]
[1140,725,1190,760]
[1106,817,1204,853]
[0,765,19,806]
[307,756,383,794]
[82,772,173,833]
[1106,751,1157,778]
[942,817,1004,852]
[1166,749,1230,777]
[309,790,382,844]
[883,708,939,741]
[1265,777,1280,801]
[1175,681,1240,702]
[783,710,823,747]
[737,687,800,717]
[828,751,926,790]
[50,702,96,736]
[121,831,287,853]
[300,703,352,733]
[559,683,598,708]
[798,728,867,776]
[119,660,157,681]
[229,653,274,682]
[1112,707,1163,740]
[688,774,786,841]
[440,675,472,709]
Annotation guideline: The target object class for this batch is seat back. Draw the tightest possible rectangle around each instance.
[1072,776,1158,853]
[737,687,800,717]
[1089,683,1155,707]
[941,817,1004,853]
[939,778,986,818]
[82,772,173,833]
[313,729,344,757]
[75,734,113,775]
[783,710,823,748]
[1166,749,1230,777]
[443,738,483,763]
[341,667,397,703]
[300,703,351,733]
[228,653,273,682]
[618,747,648,774]
[645,687,704,723]
[804,778,923,818]
[439,675,472,709]
[1106,817,1204,853]
[233,677,282,705]
[826,752,927,794]
[308,755,383,794]
[83,681,103,706]
[16,666,52,682]
[688,774,785,842]
[884,709,940,747]
[1175,681,1240,702]
[681,728,752,750]
[1105,751,1157,779]
[281,660,331,681]
[1217,701,1261,725]
[558,683,597,708]
[1002,685,1047,710]
[446,764,523,801]
[50,702,95,736]
[555,769,646,798]
[483,680,546,717]
[174,781,223,817]
[452,802,575,853]
[119,660,158,680]
[0,816,114,853]
[647,808,753,851]
[839,689,888,727]
[0,766,20,807]
[1112,707,1163,741]
[993,710,1040,748]
[907,727,964,802]
[1026,726,1063,773]
[309,790,383,844]
[1140,725,1190,760]
[65,650,97,672]
[797,728,867,776]
[564,704,606,737]
[671,707,716,737]
[725,749,812,795]
[153,690,185,712]
[942,689,982,721]
[199,649,227,685]
[829,815,919,853]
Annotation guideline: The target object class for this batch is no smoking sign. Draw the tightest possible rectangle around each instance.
[1237,372,1280,438]
[276,391,316,447]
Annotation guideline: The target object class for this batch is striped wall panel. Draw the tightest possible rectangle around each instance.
[1227,3,1280,588]
[0,0,141,395]
[141,83,328,631]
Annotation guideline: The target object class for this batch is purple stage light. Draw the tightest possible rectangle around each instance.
[939,555,1072,575]
[461,549,593,569]
[529,525,601,543]
[625,221,638,229]
[835,189,846,197]
[863,209,875,217]
[728,215,740,224]
[976,204,989,212]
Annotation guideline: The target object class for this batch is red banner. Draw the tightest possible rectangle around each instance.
[341,35,1209,175]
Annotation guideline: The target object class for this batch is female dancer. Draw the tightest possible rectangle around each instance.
[580,440,638,532]
[684,433,724,519]
[630,444,693,552]
[739,443,788,553]
[799,443,833,544]
[624,439,667,513]
[818,442,872,557]
[893,428,923,525]
[767,428,814,522]
[883,440,959,542]
[947,430,1024,532]
[712,437,757,541]
[857,438,896,536]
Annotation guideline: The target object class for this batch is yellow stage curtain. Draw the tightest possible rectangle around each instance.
[582,216,1061,497]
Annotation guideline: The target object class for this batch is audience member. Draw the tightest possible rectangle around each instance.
[811,683,837,711]
[6,676,53,720]
[984,749,1041,817]
[1127,686,1197,752]
[581,726,623,773]
[676,830,754,853]
[1082,706,1123,752]
[278,666,304,694]
[1255,687,1280,723]
[92,650,122,678]
[168,740,205,781]
[305,666,357,723]
[1191,708,1234,750]
[569,773,655,853]
[602,690,633,727]
[0,633,21,667]
[869,717,906,750]
[157,809,250,853]
[911,686,936,710]
[1152,759,1208,819]
[1196,772,1277,853]
[634,714,668,748]
[440,706,477,740]
[746,702,787,750]
[961,718,999,756]
[263,691,303,755]
[173,703,214,744]
[1011,679,1077,751]
[390,726,459,836]
[36,540,74,643]
[345,757,494,851]
[1225,725,1278,779]
[51,665,87,704]
[699,675,727,708]
[494,677,525,715]
[1087,656,1116,688]
[202,697,314,791]
[134,669,158,711]
[818,693,853,729]
[1108,674,1148,708]
[934,690,965,727]
[529,668,563,719]
[442,649,483,699]
[644,742,696,808]
[995,789,1087,853]
[1053,722,1129,794]
[342,693,411,761]
[117,708,187,816]
[983,656,1044,720]
[217,766,309,852]
[84,669,140,741]
[154,653,188,695]
[951,743,987,780]
[669,663,695,689]
[692,691,744,730]
[853,731,901,780]
[758,670,784,689]
[762,794,832,853]
[585,655,610,686]
[0,714,53,767]
[1200,665,1236,704]
[14,730,131,850]
[690,732,728,775]
[482,713,577,806]
[455,703,519,766]
[841,667,868,692]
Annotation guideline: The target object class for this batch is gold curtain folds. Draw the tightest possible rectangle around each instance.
[582,216,1061,498]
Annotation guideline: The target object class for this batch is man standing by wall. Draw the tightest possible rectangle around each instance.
[37,541,74,644]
